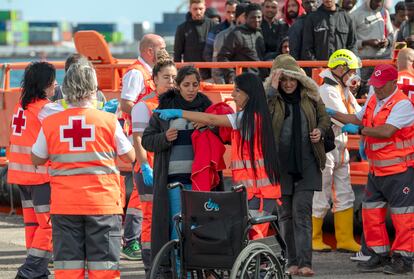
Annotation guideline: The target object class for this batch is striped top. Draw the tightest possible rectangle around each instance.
[167,118,195,184]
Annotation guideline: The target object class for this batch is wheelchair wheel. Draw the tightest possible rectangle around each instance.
[230,242,284,279]
[149,240,179,279]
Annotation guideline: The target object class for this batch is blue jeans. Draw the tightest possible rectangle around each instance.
[168,184,191,240]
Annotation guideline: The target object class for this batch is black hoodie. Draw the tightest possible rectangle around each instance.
[217,24,266,82]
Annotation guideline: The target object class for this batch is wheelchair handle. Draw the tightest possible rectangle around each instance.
[232,184,246,192]
[167,182,183,190]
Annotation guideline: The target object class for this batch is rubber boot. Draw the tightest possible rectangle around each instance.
[312,216,332,252]
[334,208,361,253]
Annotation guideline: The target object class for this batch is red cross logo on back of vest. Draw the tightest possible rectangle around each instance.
[12,108,27,136]
[60,116,95,151]
[399,78,414,99]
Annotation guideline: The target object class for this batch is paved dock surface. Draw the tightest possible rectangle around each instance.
[0,213,412,279]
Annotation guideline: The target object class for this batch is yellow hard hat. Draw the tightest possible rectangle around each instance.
[328,49,362,70]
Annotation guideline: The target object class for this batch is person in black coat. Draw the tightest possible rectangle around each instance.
[288,0,318,60]
[301,0,357,61]
[217,3,266,83]
[174,0,215,80]
[203,0,238,62]
[261,0,289,60]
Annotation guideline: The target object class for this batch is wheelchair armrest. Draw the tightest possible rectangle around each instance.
[249,215,277,225]
[231,184,246,192]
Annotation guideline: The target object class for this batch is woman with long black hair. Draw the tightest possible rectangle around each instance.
[154,72,280,239]
[8,62,56,279]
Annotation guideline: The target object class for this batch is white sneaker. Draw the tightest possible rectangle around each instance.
[350,251,371,262]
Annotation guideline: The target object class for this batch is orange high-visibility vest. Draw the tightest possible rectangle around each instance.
[8,99,50,185]
[231,117,281,211]
[362,90,414,176]
[397,70,414,102]
[42,108,123,215]
[123,60,156,135]
[132,91,159,173]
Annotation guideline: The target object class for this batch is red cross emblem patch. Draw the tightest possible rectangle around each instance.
[12,108,27,136]
[403,186,410,195]
[60,116,95,151]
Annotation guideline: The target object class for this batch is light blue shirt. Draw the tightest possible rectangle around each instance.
[356,88,414,129]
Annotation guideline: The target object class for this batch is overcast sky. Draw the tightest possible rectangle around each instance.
[0,0,184,41]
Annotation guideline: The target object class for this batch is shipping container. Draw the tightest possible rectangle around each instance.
[0,31,12,45]
[29,21,59,28]
[163,13,186,24]
[29,28,60,45]
[75,23,116,33]
[0,30,28,46]
[0,10,21,21]
[0,20,28,32]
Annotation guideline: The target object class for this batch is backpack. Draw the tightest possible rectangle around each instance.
[323,123,336,153]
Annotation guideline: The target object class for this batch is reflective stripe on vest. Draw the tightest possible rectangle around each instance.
[230,116,281,208]
[49,151,116,163]
[132,92,158,173]
[231,159,265,169]
[362,90,413,176]
[9,144,32,154]
[49,165,119,176]
[368,139,414,151]
[7,100,50,185]
[8,162,48,174]
[42,108,122,215]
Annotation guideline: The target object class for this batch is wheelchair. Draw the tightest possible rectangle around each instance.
[150,183,291,279]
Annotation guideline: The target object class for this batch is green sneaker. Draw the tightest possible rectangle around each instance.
[121,240,142,261]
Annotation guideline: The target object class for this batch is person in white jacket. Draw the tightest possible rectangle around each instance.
[312,49,362,253]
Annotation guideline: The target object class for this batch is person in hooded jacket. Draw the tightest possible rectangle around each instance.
[265,54,331,277]
[283,0,305,27]
[174,0,215,80]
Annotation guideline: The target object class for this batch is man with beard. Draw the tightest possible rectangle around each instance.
[283,0,305,27]
[218,3,266,82]
[289,0,318,60]
[174,0,215,79]
[302,0,357,61]
[261,0,289,60]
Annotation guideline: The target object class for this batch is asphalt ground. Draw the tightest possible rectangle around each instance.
[0,213,412,279]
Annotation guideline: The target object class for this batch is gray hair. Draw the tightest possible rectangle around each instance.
[62,58,98,104]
